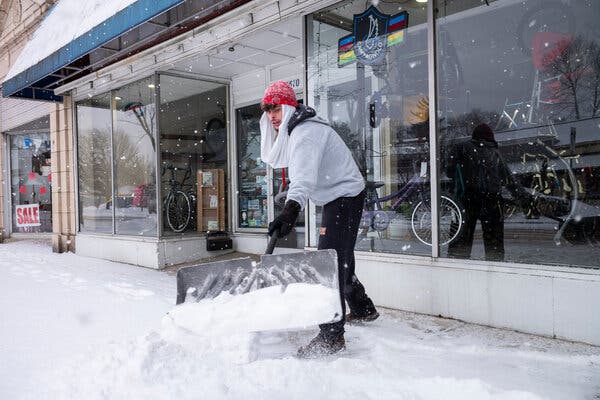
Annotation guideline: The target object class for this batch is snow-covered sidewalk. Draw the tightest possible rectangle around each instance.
[1,239,598,400]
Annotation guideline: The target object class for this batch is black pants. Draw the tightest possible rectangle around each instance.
[318,190,376,339]
[448,194,505,262]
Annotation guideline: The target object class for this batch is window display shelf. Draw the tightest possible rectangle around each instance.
[197,169,225,232]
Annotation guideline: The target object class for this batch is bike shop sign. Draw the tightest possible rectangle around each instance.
[15,204,41,227]
[338,6,409,67]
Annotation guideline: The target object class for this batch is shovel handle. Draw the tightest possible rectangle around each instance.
[265,235,278,255]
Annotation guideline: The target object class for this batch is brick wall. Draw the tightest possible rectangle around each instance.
[0,0,56,80]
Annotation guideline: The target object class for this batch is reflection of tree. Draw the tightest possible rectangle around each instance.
[78,128,154,206]
[119,102,156,150]
[114,128,154,189]
[591,42,600,116]
[545,35,600,120]
[78,128,111,206]
[410,97,429,123]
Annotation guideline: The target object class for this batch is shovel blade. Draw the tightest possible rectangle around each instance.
[259,249,339,291]
[176,257,255,304]
[175,249,342,330]
[176,250,340,309]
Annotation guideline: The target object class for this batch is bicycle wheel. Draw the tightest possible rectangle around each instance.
[411,195,463,246]
[166,191,191,233]
[503,201,517,220]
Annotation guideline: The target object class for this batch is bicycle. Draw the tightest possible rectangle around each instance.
[360,172,463,247]
[162,164,197,233]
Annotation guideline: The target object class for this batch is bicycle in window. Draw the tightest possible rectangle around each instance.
[162,164,197,233]
[360,165,463,247]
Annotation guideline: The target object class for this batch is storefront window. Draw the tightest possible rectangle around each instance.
[159,74,228,235]
[10,131,52,233]
[77,93,113,233]
[113,77,158,236]
[437,0,600,267]
[308,0,431,254]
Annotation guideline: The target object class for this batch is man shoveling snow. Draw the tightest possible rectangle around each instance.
[260,80,379,357]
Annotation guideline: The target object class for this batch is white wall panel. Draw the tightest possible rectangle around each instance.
[554,278,600,344]
[232,68,266,107]
[231,59,304,108]
[0,96,53,131]
[355,254,600,346]
[270,61,303,84]
[77,234,235,269]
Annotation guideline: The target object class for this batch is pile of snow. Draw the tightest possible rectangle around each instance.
[169,283,340,335]
[1,240,599,400]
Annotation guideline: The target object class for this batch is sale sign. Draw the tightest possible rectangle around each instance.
[15,204,41,227]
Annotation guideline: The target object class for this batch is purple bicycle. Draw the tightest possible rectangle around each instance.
[361,173,463,246]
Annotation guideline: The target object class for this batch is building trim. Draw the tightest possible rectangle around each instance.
[2,0,187,99]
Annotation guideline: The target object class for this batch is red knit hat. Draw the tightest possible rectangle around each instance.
[262,80,298,108]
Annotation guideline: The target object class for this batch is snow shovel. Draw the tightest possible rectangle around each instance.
[175,235,343,325]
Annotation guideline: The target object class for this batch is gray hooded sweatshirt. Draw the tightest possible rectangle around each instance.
[284,105,365,208]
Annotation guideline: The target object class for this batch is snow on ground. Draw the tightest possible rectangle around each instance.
[1,239,599,400]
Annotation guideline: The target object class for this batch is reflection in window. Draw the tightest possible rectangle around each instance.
[308,0,431,255]
[236,104,268,229]
[437,0,600,268]
[113,77,158,236]
[77,93,113,233]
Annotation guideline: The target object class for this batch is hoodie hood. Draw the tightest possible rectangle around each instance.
[288,104,327,135]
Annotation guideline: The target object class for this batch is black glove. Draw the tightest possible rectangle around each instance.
[269,200,301,238]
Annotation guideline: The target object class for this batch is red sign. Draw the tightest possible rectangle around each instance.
[15,204,41,227]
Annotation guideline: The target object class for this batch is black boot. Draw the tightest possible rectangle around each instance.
[297,332,345,358]
[346,309,380,323]
[346,297,379,323]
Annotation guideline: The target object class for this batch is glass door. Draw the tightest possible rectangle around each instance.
[235,102,305,248]
[236,104,268,229]
[9,132,52,233]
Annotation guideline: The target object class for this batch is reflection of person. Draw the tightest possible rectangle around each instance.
[446,123,526,261]
[260,81,378,358]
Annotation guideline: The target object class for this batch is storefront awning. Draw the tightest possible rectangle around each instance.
[2,0,186,101]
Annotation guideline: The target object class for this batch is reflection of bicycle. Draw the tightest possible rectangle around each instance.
[162,164,196,232]
[521,152,579,218]
[361,172,463,246]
